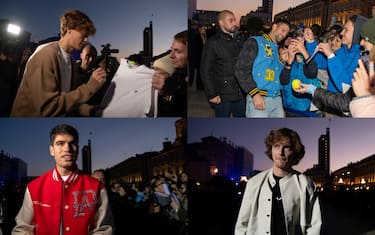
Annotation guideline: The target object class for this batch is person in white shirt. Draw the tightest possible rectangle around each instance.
[235,128,322,235]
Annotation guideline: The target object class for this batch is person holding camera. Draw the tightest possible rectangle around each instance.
[279,31,321,116]
[293,17,374,117]
[76,44,103,107]
[11,10,107,117]
[349,18,375,117]
[77,43,98,85]
[146,177,184,235]
[316,15,367,93]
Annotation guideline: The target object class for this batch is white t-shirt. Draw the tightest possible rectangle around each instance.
[99,59,157,117]
[58,44,72,92]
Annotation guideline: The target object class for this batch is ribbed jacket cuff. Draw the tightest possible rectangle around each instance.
[248,88,259,97]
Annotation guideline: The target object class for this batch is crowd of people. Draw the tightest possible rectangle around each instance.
[0,9,187,117]
[103,172,189,235]
[192,9,375,117]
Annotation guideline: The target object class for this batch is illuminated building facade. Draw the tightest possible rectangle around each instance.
[332,154,375,191]
[107,119,187,184]
[274,0,375,28]
[274,0,329,27]
[329,0,375,24]
[192,10,219,27]
[186,136,254,183]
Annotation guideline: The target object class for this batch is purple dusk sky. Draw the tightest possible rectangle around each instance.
[0,0,187,59]
[188,118,375,173]
[0,118,180,176]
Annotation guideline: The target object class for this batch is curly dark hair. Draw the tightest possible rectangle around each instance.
[264,128,305,166]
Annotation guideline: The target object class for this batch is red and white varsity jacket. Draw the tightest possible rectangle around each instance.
[12,167,112,235]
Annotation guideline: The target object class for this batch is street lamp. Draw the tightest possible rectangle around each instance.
[7,23,21,35]
[240,176,248,182]
[209,164,218,176]
[338,178,343,184]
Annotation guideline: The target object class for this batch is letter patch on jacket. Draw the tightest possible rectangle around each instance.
[265,44,273,57]
[265,69,275,81]
[72,190,97,217]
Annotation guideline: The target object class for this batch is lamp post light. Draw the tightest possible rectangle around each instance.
[7,23,21,36]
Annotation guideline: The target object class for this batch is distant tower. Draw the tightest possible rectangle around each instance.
[82,139,92,174]
[175,119,187,146]
[318,128,330,175]
[143,21,153,67]
[188,0,197,20]
[263,0,274,22]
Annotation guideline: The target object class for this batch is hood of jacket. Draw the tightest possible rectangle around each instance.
[352,15,368,45]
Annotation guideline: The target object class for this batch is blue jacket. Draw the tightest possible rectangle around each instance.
[305,40,327,70]
[327,44,361,92]
[250,35,284,97]
[282,59,321,111]
[235,34,286,98]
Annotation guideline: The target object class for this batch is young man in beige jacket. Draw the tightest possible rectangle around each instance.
[11,10,107,117]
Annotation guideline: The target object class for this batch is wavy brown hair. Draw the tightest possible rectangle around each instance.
[264,128,305,166]
[60,10,96,37]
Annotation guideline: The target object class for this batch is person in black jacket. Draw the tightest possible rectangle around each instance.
[152,31,188,117]
[200,10,246,117]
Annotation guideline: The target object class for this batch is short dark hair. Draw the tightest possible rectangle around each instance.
[273,19,291,29]
[264,128,305,165]
[218,10,235,21]
[50,124,79,145]
[82,43,97,54]
[93,169,105,174]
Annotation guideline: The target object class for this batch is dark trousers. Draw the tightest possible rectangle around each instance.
[212,99,246,117]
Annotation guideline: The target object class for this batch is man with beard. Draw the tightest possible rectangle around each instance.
[235,128,322,235]
[200,10,246,117]
[235,19,291,117]
[12,124,112,235]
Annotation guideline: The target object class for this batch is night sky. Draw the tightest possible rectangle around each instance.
[188,118,375,173]
[0,0,187,58]
[0,118,179,176]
